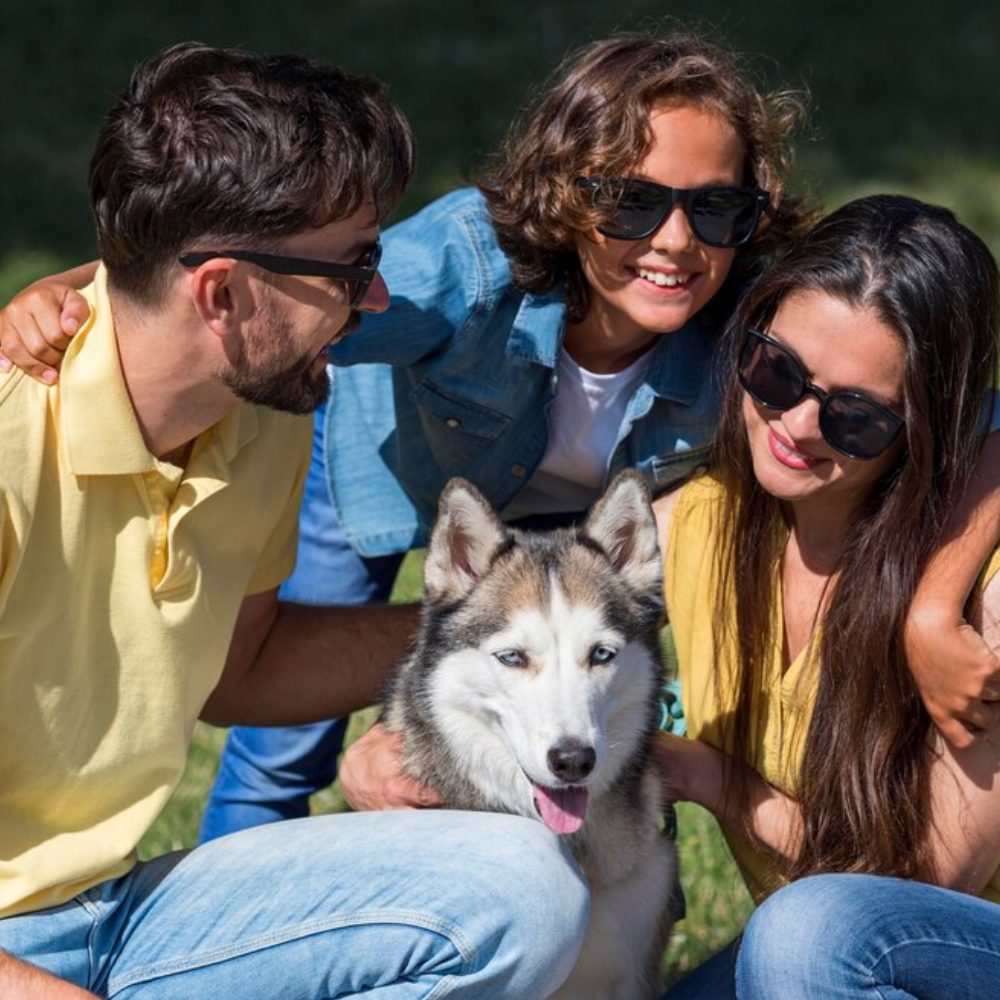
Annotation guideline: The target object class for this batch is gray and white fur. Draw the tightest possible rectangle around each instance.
[384,470,677,999]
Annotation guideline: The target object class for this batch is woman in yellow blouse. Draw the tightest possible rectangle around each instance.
[656,194,1000,1000]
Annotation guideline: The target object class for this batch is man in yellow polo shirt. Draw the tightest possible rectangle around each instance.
[0,43,588,999]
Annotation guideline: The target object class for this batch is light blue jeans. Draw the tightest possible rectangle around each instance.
[0,810,589,998]
[662,872,1000,999]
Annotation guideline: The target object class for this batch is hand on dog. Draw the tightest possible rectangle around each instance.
[340,721,443,811]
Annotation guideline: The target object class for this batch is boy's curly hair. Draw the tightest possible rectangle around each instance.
[480,32,813,321]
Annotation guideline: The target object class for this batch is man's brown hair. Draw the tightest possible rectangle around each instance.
[89,42,415,304]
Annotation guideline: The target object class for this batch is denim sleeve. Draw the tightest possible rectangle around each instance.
[330,190,495,369]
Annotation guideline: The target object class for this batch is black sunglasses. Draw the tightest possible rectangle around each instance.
[738,328,905,460]
[576,177,769,248]
[178,241,382,307]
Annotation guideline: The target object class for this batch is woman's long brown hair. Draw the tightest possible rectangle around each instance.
[712,196,999,881]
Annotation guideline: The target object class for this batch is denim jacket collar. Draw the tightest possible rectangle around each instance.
[505,281,718,405]
[644,310,719,404]
[505,287,566,368]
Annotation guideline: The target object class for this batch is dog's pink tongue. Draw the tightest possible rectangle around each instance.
[532,783,589,835]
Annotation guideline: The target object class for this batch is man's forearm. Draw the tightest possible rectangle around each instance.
[202,600,420,726]
[0,951,97,999]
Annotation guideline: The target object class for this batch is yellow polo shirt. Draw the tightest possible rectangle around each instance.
[0,268,311,917]
[666,474,1000,905]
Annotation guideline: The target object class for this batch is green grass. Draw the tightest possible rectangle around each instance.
[140,550,752,984]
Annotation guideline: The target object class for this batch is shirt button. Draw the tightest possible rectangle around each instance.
[444,417,460,429]
[511,464,527,478]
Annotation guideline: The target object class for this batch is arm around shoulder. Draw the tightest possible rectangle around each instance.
[906,430,1000,747]
[0,261,98,382]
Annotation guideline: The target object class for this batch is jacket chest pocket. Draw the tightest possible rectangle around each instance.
[410,381,512,468]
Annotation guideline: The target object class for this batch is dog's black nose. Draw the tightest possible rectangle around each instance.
[547,741,596,783]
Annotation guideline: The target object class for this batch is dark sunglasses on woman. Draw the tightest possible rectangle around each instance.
[576,176,769,248]
[738,328,906,460]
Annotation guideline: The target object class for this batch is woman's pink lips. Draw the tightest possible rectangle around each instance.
[768,427,825,470]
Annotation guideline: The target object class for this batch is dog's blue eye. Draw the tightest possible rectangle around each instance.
[494,649,527,668]
[590,645,617,665]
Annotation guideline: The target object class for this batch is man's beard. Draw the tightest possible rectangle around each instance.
[221,301,333,415]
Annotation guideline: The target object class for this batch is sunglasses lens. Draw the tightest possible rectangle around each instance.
[349,278,369,307]
[594,181,666,239]
[820,395,901,459]
[691,189,760,247]
[349,242,382,307]
[590,179,762,247]
[739,334,805,409]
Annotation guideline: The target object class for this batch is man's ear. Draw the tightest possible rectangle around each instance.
[187,259,243,339]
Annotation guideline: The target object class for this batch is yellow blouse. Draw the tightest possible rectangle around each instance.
[665,475,1000,905]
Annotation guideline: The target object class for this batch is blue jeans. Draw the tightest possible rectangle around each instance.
[661,941,739,999]
[200,402,404,842]
[662,873,1000,1000]
[1,810,589,998]
[737,873,1000,999]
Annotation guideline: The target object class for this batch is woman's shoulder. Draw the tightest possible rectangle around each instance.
[674,473,727,518]
[655,473,726,566]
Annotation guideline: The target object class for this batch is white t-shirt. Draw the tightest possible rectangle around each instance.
[505,346,653,518]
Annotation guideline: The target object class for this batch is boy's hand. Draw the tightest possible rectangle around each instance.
[905,600,1000,749]
[339,721,443,811]
[0,283,90,383]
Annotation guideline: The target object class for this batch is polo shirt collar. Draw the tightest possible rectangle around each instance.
[61,266,258,476]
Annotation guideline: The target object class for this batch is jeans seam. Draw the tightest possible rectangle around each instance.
[870,935,1000,996]
[105,908,475,995]
[73,892,102,990]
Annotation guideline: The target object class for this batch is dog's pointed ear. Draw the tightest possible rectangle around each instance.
[582,470,662,593]
[424,478,508,602]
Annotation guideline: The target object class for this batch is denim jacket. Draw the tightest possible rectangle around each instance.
[327,188,729,557]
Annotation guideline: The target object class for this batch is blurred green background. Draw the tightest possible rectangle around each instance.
[4,0,1000,302]
[7,0,998,987]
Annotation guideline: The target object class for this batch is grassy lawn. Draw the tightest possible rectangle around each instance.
[8,0,999,986]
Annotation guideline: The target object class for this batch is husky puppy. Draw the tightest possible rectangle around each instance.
[384,470,676,1000]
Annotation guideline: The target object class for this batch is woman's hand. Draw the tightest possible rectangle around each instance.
[339,721,443,811]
